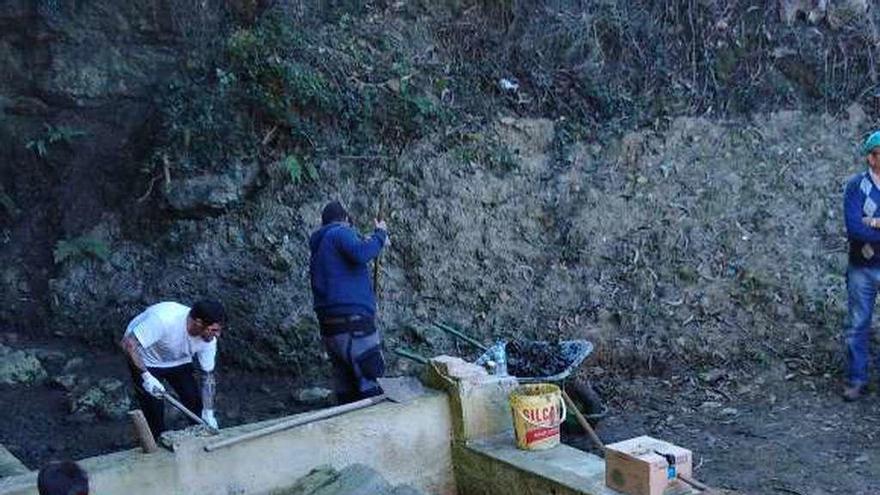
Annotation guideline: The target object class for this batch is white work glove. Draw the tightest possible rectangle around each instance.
[141,371,166,398]
[375,219,390,248]
[201,409,218,429]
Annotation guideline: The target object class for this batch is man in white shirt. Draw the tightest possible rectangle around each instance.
[120,300,226,437]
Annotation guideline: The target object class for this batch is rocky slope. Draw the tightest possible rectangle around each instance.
[0,0,876,378]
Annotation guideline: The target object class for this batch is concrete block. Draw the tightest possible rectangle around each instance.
[454,434,699,495]
[425,356,518,443]
[0,392,455,495]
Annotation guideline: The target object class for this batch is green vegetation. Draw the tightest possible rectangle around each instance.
[152,7,447,180]
[53,236,110,264]
[26,124,87,159]
[451,132,519,172]
[282,155,318,184]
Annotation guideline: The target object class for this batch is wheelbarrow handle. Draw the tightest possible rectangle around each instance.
[394,348,428,364]
[431,322,488,351]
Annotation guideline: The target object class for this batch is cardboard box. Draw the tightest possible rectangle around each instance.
[605,436,693,495]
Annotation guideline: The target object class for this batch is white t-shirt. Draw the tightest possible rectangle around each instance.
[124,302,217,371]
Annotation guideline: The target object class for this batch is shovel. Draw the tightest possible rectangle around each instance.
[161,392,219,435]
[204,376,425,452]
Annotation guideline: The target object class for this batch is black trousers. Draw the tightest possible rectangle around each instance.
[128,362,202,438]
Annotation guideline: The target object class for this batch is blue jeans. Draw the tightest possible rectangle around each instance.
[845,265,880,386]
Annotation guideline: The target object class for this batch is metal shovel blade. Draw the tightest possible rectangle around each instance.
[377,376,426,404]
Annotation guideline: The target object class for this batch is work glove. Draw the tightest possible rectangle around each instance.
[201,409,218,429]
[141,371,166,398]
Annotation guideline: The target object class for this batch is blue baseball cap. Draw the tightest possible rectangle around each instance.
[863,131,880,155]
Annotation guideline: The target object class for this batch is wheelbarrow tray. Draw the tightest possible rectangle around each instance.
[477,339,593,384]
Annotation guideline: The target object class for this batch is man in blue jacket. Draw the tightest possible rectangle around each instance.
[843,131,880,400]
[309,200,389,404]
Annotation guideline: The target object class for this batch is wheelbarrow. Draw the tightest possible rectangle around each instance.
[397,322,608,451]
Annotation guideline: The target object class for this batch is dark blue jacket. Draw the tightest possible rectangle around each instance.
[844,171,880,266]
[309,222,387,318]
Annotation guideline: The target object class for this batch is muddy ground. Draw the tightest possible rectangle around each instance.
[0,336,315,467]
[5,336,880,495]
[567,371,880,495]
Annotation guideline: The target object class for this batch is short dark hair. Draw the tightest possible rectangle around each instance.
[190,299,227,325]
[38,461,88,495]
[321,200,349,225]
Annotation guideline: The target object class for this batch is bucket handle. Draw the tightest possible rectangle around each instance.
[518,395,567,428]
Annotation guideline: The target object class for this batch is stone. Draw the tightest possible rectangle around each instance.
[275,465,338,495]
[162,162,259,214]
[779,0,826,25]
[294,387,334,406]
[698,368,726,384]
[311,464,393,495]
[70,378,131,420]
[0,344,47,385]
[274,464,408,495]
[390,486,426,495]
[31,348,67,372]
[62,357,84,373]
[50,374,78,391]
[827,0,868,29]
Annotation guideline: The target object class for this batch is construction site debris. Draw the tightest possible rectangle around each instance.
[506,340,573,378]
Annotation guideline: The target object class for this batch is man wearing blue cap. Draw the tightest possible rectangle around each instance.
[842,131,880,400]
[309,201,389,404]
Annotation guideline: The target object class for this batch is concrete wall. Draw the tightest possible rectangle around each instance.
[454,435,619,495]
[0,392,455,495]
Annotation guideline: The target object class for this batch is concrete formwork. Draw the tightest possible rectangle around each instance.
[0,391,455,495]
[1,357,699,495]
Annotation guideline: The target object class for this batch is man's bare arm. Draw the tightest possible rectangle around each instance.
[120,334,147,372]
[200,370,216,410]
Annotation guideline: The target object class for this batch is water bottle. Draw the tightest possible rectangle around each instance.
[494,342,508,376]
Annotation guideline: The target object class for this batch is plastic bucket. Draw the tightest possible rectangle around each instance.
[509,383,567,451]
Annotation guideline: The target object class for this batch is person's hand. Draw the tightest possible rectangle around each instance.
[375,219,390,247]
[201,409,218,429]
[141,372,166,398]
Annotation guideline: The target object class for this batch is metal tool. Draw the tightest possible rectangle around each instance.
[204,376,426,452]
[161,392,219,434]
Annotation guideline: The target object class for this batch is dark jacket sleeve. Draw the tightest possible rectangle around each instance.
[844,178,880,243]
[333,227,387,264]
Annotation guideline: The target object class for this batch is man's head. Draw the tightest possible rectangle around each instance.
[188,299,226,342]
[321,201,349,225]
[864,131,880,172]
[37,461,88,495]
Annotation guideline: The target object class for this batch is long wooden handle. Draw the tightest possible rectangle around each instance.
[204,395,385,452]
[373,195,385,296]
[128,409,158,453]
[677,474,710,492]
[561,389,605,453]
[162,393,218,434]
